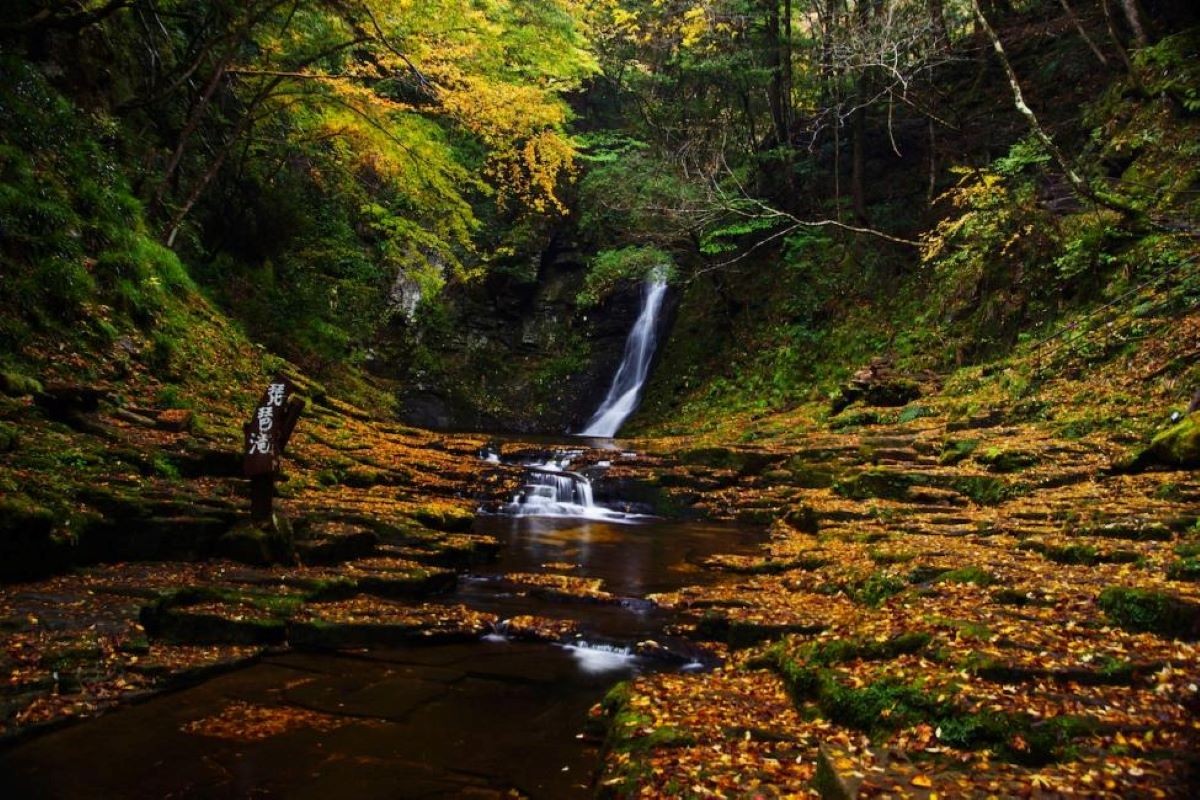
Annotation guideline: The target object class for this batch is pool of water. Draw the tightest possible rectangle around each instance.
[0,472,763,797]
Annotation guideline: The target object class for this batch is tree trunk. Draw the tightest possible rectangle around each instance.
[1059,0,1109,66]
[153,51,233,212]
[1100,0,1137,75]
[928,0,950,44]
[851,100,867,222]
[765,2,795,200]
[969,0,1143,221]
[1120,0,1151,47]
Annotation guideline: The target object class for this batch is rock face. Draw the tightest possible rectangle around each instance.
[376,232,655,433]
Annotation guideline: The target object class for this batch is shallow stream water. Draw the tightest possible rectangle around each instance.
[1,449,762,798]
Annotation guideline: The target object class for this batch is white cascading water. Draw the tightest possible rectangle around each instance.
[498,453,644,522]
[579,275,669,437]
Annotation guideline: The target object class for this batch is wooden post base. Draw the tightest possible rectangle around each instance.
[250,474,274,524]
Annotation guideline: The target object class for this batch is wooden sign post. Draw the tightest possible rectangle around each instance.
[242,376,303,523]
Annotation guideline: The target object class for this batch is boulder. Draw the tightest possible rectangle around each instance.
[831,359,921,414]
[0,371,43,397]
[1120,412,1200,471]
[34,383,110,419]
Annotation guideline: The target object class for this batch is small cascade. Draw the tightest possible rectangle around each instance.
[478,447,644,522]
[562,640,637,674]
[580,275,669,438]
[503,463,604,519]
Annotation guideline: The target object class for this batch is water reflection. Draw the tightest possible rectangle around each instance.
[472,515,760,599]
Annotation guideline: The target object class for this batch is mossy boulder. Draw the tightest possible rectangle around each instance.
[411,503,475,532]
[0,371,43,397]
[834,469,915,501]
[0,421,18,452]
[216,516,295,565]
[974,447,1040,473]
[1121,412,1200,471]
[673,446,775,476]
[341,465,388,488]
[0,495,62,580]
[1098,587,1200,640]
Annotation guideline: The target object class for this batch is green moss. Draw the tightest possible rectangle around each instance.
[1174,541,1200,558]
[1166,558,1200,582]
[1127,412,1200,470]
[975,447,1040,473]
[938,438,978,466]
[936,711,1098,766]
[1020,541,1139,566]
[834,469,914,501]
[342,465,386,487]
[947,475,1015,505]
[412,504,475,533]
[0,371,43,397]
[869,549,916,565]
[1098,587,1200,640]
[759,639,1096,764]
[935,566,996,586]
[0,420,17,452]
[849,571,908,606]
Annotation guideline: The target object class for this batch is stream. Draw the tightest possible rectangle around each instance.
[0,443,764,798]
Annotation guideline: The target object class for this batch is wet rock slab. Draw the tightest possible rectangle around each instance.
[0,644,615,799]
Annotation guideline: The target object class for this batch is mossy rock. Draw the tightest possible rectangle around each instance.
[694,613,825,649]
[829,409,890,430]
[974,447,1040,473]
[938,438,978,466]
[1166,558,1200,582]
[864,378,921,408]
[782,456,840,488]
[411,504,475,533]
[1098,587,1200,640]
[834,469,915,501]
[146,606,287,645]
[293,521,378,565]
[139,589,293,645]
[0,371,43,397]
[943,474,1014,505]
[678,446,738,469]
[216,517,295,565]
[782,503,820,533]
[1122,412,1200,471]
[1082,520,1174,542]
[341,465,388,488]
[0,496,63,580]
[0,421,18,452]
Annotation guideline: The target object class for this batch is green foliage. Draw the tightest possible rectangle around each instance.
[0,57,192,350]
[1133,30,1200,113]
[1166,558,1200,582]
[578,247,674,307]
[699,215,779,255]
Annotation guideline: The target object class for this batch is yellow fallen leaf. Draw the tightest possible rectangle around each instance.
[911,774,933,788]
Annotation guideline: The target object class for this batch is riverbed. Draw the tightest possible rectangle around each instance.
[0,472,763,798]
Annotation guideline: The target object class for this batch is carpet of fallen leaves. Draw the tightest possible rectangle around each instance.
[597,414,1200,798]
[181,700,353,742]
[0,367,506,742]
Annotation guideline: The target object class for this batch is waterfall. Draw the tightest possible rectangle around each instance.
[580,276,669,438]
[504,464,601,518]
